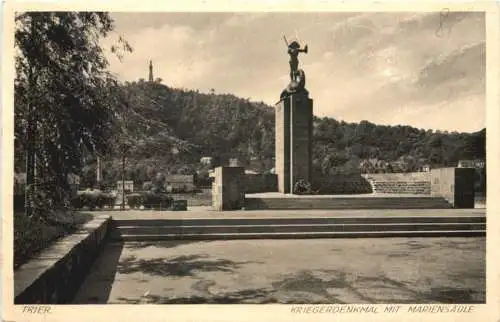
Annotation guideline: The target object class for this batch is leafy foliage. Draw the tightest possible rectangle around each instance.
[92,81,485,185]
[70,191,116,210]
[14,12,131,218]
[127,193,144,209]
[293,180,312,195]
[141,192,174,210]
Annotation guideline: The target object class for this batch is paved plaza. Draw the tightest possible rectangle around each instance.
[74,236,485,304]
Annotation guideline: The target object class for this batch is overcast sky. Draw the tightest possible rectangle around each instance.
[102,12,485,133]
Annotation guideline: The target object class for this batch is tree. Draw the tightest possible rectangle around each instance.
[462,129,485,160]
[15,12,132,218]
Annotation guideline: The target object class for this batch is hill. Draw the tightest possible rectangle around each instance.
[80,80,485,188]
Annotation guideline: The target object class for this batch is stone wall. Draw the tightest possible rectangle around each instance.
[212,167,245,210]
[363,172,431,182]
[312,175,373,194]
[243,173,372,195]
[363,172,431,194]
[244,173,278,193]
[431,167,475,208]
[14,215,111,304]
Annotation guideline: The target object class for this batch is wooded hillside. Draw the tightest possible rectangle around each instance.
[76,80,485,188]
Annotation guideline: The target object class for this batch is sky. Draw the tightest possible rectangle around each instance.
[102,12,486,133]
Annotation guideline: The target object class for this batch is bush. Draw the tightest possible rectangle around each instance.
[142,192,173,210]
[171,185,191,193]
[171,199,188,211]
[70,194,84,209]
[13,190,53,214]
[293,180,312,195]
[142,182,153,191]
[127,193,144,209]
[71,190,116,210]
[97,193,116,209]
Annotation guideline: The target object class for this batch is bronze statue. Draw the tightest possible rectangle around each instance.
[281,36,308,99]
[285,36,308,82]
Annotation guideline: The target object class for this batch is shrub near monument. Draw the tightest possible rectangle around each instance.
[127,192,174,210]
[71,190,116,210]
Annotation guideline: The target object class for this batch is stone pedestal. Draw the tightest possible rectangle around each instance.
[275,93,313,194]
[431,167,475,208]
[212,166,245,211]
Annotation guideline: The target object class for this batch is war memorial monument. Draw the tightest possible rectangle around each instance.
[212,39,477,212]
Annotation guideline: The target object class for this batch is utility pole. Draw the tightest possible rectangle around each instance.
[96,155,102,187]
[121,154,125,210]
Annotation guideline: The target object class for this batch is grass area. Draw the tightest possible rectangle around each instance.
[13,210,94,269]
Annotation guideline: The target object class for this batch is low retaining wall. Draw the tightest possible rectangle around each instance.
[14,214,111,304]
[212,167,245,210]
[363,172,431,182]
[363,173,431,194]
[243,173,373,194]
[431,167,475,208]
[312,175,373,194]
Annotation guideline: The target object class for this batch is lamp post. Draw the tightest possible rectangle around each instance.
[120,144,130,211]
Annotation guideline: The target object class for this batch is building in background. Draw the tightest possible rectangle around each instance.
[67,173,81,197]
[200,157,212,165]
[165,175,195,192]
[117,180,134,193]
[458,159,485,169]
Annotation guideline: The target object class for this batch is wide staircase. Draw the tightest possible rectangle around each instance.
[363,173,432,194]
[369,181,431,194]
[243,195,452,210]
[110,214,485,241]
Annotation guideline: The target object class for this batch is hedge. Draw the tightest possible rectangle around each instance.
[127,193,144,209]
[127,192,174,210]
[142,192,173,210]
[71,191,116,210]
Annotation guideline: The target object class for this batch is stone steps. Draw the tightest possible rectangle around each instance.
[370,181,431,194]
[113,215,485,227]
[114,223,484,235]
[243,197,452,210]
[114,230,485,241]
[110,215,485,241]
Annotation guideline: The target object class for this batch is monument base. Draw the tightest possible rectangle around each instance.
[275,92,313,194]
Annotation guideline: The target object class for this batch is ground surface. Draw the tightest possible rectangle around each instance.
[73,237,485,304]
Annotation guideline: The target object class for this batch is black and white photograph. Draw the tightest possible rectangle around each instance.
[2,2,499,321]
